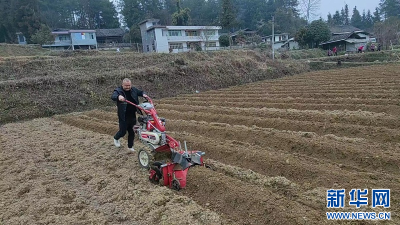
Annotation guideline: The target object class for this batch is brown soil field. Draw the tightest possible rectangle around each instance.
[1,64,400,224]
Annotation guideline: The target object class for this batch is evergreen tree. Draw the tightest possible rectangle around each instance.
[221,0,236,30]
[15,0,42,43]
[350,6,362,28]
[365,10,373,29]
[344,4,349,25]
[379,0,400,19]
[340,8,345,25]
[373,7,381,23]
[361,10,367,29]
[332,10,341,25]
[172,0,190,25]
[327,13,333,26]
[30,24,53,45]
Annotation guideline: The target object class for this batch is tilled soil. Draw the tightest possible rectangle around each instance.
[1,65,400,224]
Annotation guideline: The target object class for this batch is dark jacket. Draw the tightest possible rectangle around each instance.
[111,86,145,121]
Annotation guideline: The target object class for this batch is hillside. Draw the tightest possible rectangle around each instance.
[0,50,309,124]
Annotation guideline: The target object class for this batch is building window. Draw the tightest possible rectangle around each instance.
[169,43,183,49]
[206,42,217,47]
[204,30,215,36]
[91,34,94,39]
[185,31,198,36]
[146,45,149,52]
[152,44,155,51]
[58,36,69,41]
[147,31,155,39]
[168,30,182,36]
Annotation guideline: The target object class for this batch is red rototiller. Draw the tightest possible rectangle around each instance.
[125,97,205,190]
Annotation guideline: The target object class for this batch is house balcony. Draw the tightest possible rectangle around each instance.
[167,35,219,42]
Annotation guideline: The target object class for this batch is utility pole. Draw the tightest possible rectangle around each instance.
[272,16,275,60]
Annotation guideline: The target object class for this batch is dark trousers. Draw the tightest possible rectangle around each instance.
[114,115,136,148]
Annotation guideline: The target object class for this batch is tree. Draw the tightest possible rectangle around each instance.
[340,8,346,25]
[332,10,342,25]
[219,34,230,47]
[373,7,381,23]
[379,0,400,19]
[172,0,190,25]
[374,17,400,49]
[220,0,236,30]
[307,19,330,47]
[344,4,349,25]
[30,24,53,45]
[15,0,42,43]
[120,0,146,28]
[294,19,330,48]
[327,13,333,26]
[0,0,18,42]
[294,27,311,48]
[299,0,321,23]
[350,6,362,28]
[365,10,374,29]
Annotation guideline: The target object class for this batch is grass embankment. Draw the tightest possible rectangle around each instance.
[0,44,50,57]
[0,50,309,124]
[308,51,400,70]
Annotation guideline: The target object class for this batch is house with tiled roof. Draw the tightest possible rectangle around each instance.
[320,25,373,52]
[95,28,126,44]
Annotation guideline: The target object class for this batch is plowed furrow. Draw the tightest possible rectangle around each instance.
[175,96,399,106]
[158,99,400,115]
[169,131,400,190]
[182,167,324,225]
[57,111,400,188]
[191,91,399,97]
[156,104,400,129]
[166,119,400,174]
[56,114,117,136]
[227,85,400,91]
[216,80,400,88]
[157,109,400,143]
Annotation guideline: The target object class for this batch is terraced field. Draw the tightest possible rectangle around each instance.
[1,65,399,224]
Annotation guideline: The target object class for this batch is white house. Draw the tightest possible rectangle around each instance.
[262,33,298,50]
[139,19,221,53]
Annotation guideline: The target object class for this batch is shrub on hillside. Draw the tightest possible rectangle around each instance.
[219,35,230,47]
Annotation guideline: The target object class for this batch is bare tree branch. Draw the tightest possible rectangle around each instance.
[299,0,321,23]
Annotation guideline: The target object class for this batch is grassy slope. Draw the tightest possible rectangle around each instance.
[0,44,50,57]
[0,49,310,124]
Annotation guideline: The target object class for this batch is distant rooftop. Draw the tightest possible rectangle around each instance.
[329,25,362,34]
[96,28,126,37]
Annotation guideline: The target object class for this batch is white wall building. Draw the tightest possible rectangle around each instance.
[139,19,221,53]
[262,33,300,50]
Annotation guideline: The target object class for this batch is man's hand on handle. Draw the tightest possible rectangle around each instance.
[118,95,125,102]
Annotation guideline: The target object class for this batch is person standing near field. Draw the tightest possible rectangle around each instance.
[111,78,147,151]
[332,46,337,56]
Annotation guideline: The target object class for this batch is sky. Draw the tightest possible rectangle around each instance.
[317,0,380,20]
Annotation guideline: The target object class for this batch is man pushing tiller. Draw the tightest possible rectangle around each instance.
[111,78,148,151]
